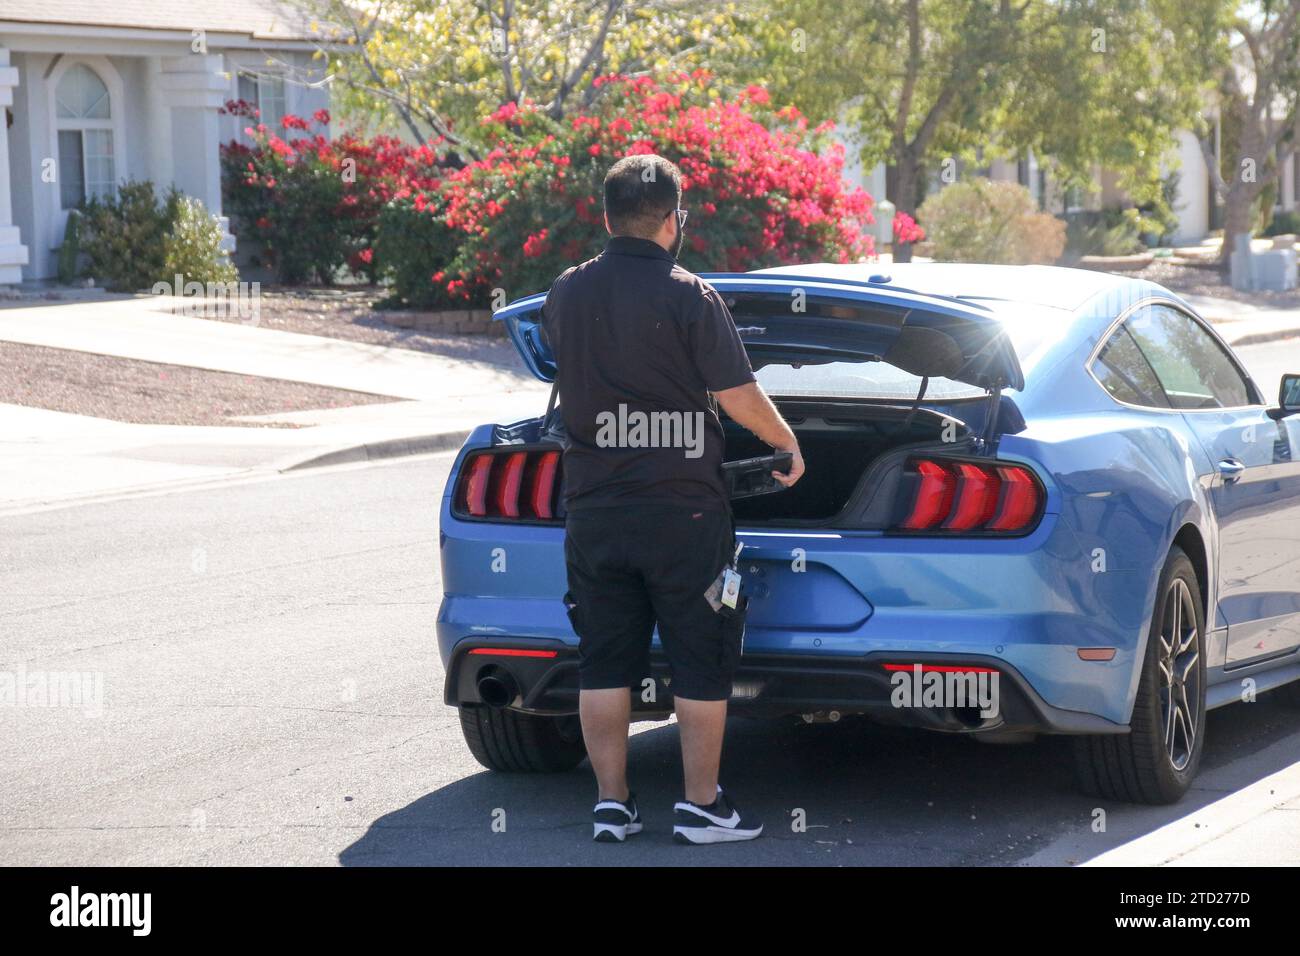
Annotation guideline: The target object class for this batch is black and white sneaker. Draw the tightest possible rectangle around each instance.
[593,793,642,843]
[673,786,763,844]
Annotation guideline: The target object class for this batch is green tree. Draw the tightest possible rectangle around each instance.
[297,0,767,159]
[1198,1,1300,268]
[760,0,1228,260]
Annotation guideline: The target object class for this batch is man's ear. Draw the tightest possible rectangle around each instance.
[604,211,612,236]
[664,213,680,247]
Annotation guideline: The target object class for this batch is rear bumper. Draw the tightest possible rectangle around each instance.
[438,429,1151,731]
[443,637,1127,736]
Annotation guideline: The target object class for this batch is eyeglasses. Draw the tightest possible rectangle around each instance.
[664,207,688,229]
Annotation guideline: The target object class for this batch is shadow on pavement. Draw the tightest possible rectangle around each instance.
[341,693,1300,866]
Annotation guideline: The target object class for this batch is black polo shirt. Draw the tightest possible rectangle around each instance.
[540,236,756,512]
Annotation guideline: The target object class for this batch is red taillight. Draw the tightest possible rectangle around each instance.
[527,450,560,519]
[462,454,494,517]
[456,448,562,520]
[988,465,1038,531]
[897,458,1041,535]
[491,451,527,518]
[899,460,955,529]
[943,462,1001,531]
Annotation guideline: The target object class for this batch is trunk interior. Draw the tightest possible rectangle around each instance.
[724,401,974,524]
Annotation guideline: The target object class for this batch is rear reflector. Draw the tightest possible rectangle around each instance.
[468,647,559,658]
[882,663,1000,674]
[896,458,1042,535]
[455,447,563,520]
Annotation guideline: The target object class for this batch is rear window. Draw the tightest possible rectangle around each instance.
[755,362,986,400]
[754,303,1060,400]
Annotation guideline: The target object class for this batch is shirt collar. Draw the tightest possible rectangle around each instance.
[604,235,676,263]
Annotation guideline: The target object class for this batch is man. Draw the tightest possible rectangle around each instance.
[540,154,805,845]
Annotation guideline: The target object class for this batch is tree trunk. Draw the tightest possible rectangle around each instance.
[1219,183,1255,274]
[892,155,921,263]
[1218,118,1266,272]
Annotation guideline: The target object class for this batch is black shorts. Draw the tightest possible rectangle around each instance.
[563,504,745,702]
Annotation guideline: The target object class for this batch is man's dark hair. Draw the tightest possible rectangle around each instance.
[603,155,682,239]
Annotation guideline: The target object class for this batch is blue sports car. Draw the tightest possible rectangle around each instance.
[436,262,1300,804]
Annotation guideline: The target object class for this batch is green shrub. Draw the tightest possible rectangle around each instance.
[375,196,457,308]
[57,211,82,285]
[1065,208,1147,257]
[164,195,238,286]
[80,182,177,291]
[1137,171,1181,245]
[916,179,1066,265]
[79,181,236,291]
[1263,210,1300,238]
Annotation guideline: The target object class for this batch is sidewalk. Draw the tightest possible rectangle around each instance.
[0,294,550,512]
[0,295,531,401]
[0,392,548,514]
[1179,293,1300,348]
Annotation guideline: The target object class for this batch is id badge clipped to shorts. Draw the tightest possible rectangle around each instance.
[704,541,747,618]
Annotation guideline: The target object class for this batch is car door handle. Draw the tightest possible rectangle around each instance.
[1218,458,1246,483]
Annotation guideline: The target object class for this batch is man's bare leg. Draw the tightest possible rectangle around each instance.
[579,687,631,800]
[675,697,727,804]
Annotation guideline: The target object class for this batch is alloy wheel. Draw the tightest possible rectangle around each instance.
[1157,578,1201,772]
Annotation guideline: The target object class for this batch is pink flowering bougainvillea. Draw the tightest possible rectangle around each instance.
[220,101,444,284]
[893,210,925,245]
[386,72,875,307]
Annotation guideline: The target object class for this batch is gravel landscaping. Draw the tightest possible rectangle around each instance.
[200,286,522,367]
[0,341,395,427]
[1122,257,1300,310]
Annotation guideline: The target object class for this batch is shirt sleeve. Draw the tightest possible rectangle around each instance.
[684,287,756,392]
[538,265,577,352]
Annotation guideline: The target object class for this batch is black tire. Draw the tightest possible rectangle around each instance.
[459,705,587,773]
[1073,546,1207,805]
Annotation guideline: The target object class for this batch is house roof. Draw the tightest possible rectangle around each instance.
[0,0,330,42]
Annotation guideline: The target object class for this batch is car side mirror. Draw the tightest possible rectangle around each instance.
[1269,372,1300,420]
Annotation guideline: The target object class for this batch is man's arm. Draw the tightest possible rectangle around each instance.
[681,287,805,489]
[714,382,805,488]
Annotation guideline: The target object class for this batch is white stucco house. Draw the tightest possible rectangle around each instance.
[0,1,334,283]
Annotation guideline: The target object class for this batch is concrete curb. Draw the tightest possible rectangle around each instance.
[1220,325,1300,348]
[279,429,471,472]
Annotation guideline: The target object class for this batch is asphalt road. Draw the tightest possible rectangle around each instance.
[1,339,1298,867]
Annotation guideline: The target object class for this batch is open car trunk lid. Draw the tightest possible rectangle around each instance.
[495,271,1025,392]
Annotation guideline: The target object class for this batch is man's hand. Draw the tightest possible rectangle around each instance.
[713,381,804,489]
[774,445,804,488]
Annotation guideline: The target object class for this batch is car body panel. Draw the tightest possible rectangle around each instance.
[497,272,1026,389]
[1178,406,1300,663]
[441,263,1300,735]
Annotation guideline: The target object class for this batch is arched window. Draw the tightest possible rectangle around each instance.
[55,64,115,209]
